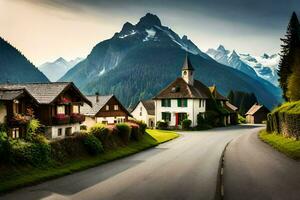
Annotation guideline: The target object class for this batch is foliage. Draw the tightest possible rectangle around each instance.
[9,139,51,166]
[116,123,132,144]
[259,130,300,159]
[181,119,192,130]
[127,122,142,141]
[83,134,104,155]
[26,119,41,141]
[156,121,169,130]
[278,12,300,101]
[238,114,246,124]
[286,49,300,101]
[0,132,9,163]
[80,125,87,130]
[227,90,258,115]
[0,123,7,132]
[135,120,147,134]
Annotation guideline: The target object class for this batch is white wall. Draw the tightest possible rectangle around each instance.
[46,123,81,139]
[155,99,206,127]
[82,116,96,128]
[131,102,155,127]
[0,102,7,123]
[96,116,125,124]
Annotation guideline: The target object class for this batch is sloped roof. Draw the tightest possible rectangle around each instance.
[182,54,194,71]
[0,89,25,100]
[225,101,238,113]
[81,95,131,117]
[0,82,91,105]
[153,78,211,99]
[81,95,113,116]
[246,104,268,115]
[209,86,228,101]
[141,100,155,115]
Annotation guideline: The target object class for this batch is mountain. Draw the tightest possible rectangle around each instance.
[0,37,49,83]
[39,57,83,82]
[206,45,279,86]
[60,13,282,109]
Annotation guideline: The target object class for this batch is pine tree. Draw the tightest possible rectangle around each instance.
[287,48,300,101]
[278,12,300,101]
[227,90,235,104]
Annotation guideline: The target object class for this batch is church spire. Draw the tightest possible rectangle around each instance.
[182,53,194,85]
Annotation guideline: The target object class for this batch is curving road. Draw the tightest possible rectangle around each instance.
[224,126,300,200]
[1,126,250,200]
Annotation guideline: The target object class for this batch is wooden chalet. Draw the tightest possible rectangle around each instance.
[81,94,131,128]
[0,82,91,139]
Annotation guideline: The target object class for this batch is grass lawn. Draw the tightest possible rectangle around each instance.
[0,131,179,193]
[146,129,179,143]
[259,130,300,160]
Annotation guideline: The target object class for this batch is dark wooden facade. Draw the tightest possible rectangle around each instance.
[95,96,129,119]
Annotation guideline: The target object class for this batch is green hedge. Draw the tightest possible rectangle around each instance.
[156,121,169,130]
[83,134,104,155]
[182,119,192,130]
[267,101,300,139]
[116,123,132,144]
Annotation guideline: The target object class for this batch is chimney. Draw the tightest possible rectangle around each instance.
[95,92,99,102]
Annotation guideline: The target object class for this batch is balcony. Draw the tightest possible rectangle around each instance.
[9,114,31,126]
[70,113,85,124]
[52,114,70,125]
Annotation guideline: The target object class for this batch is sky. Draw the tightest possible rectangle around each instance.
[0,0,299,65]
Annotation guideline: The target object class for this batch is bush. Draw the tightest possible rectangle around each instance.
[9,139,51,165]
[156,121,169,130]
[89,123,110,143]
[0,132,9,163]
[205,111,220,126]
[135,121,147,134]
[80,125,87,130]
[26,119,41,141]
[83,134,104,155]
[182,119,192,130]
[116,123,132,144]
[238,115,246,124]
[128,123,142,141]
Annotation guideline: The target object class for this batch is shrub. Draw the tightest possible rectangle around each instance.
[89,123,110,143]
[156,121,169,130]
[128,123,142,141]
[238,115,246,124]
[116,123,132,144]
[205,111,220,126]
[182,119,192,130]
[0,132,9,163]
[135,121,147,134]
[83,134,104,155]
[9,139,51,165]
[80,125,87,130]
[26,119,41,141]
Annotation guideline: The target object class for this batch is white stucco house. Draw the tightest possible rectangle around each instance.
[131,100,155,128]
[153,55,212,127]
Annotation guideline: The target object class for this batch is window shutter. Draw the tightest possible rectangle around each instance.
[177,99,181,107]
[168,99,171,107]
[184,99,187,107]
[161,100,165,107]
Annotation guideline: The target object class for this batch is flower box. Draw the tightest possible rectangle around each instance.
[70,113,85,124]
[53,114,70,125]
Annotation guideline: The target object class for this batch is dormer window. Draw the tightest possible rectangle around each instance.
[13,100,19,114]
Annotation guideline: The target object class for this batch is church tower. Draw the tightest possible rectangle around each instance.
[182,54,194,85]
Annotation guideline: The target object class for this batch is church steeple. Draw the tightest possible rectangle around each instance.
[182,54,194,85]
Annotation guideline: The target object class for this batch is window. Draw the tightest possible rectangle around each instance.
[140,107,142,111]
[13,100,19,114]
[73,105,79,114]
[199,100,205,107]
[57,105,65,114]
[114,105,119,110]
[161,99,171,107]
[162,112,171,122]
[140,112,142,116]
[177,99,187,107]
[58,128,63,136]
[12,128,19,139]
[105,105,109,111]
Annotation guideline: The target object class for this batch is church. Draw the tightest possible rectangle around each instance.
[153,54,237,127]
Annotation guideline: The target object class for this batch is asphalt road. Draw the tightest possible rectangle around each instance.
[224,126,300,200]
[0,126,250,200]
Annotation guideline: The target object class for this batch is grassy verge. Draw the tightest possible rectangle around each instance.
[0,130,179,193]
[259,130,300,160]
[146,129,179,143]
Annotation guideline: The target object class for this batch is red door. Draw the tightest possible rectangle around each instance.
[175,113,179,126]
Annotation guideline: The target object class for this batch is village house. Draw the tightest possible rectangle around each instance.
[0,82,92,139]
[81,94,131,128]
[153,55,238,127]
[245,103,270,124]
[130,100,155,128]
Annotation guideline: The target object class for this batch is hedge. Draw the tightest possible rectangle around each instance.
[267,101,300,139]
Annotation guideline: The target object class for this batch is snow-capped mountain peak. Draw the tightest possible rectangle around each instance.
[206,45,279,86]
